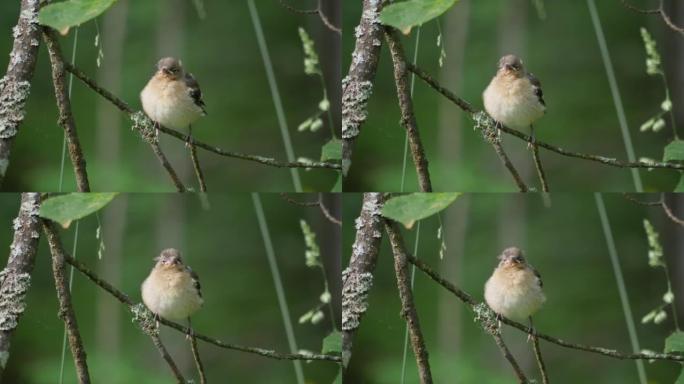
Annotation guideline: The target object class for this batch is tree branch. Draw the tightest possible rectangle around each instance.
[384,221,433,384]
[406,254,684,363]
[148,331,186,383]
[342,0,385,175]
[0,0,42,187]
[276,0,341,35]
[42,220,91,384]
[0,193,41,379]
[491,332,528,383]
[149,141,186,192]
[385,29,433,192]
[491,138,529,192]
[342,193,386,373]
[43,28,90,192]
[530,317,549,384]
[63,63,340,171]
[57,248,341,363]
[620,0,684,35]
[531,141,550,192]
[407,63,684,172]
[188,137,207,192]
[278,193,342,226]
[188,319,207,384]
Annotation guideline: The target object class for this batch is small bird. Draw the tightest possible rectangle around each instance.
[483,55,546,145]
[141,248,203,323]
[140,57,206,140]
[484,247,545,324]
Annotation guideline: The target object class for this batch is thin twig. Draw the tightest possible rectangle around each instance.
[491,332,528,383]
[385,221,433,384]
[43,29,90,192]
[0,193,41,380]
[342,0,385,175]
[407,63,684,172]
[277,0,317,14]
[276,0,341,35]
[189,319,207,384]
[59,250,341,363]
[188,128,207,192]
[342,193,386,372]
[406,254,684,363]
[148,332,186,383]
[43,220,91,384]
[279,192,319,207]
[530,317,549,384]
[620,0,684,35]
[661,195,684,226]
[0,0,42,187]
[492,139,529,192]
[150,141,186,192]
[531,143,550,192]
[317,0,342,35]
[385,29,433,192]
[63,62,340,171]
[318,194,342,226]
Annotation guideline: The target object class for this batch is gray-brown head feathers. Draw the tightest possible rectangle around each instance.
[498,246,525,264]
[155,248,182,266]
[498,54,523,72]
[156,57,183,78]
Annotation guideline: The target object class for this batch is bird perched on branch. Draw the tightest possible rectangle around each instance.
[483,55,546,145]
[484,247,545,324]
[140,57,206,141]
[142,248,203,323]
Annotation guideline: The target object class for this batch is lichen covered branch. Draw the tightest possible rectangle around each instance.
[342,0,385,174]
[342,192,385,371]
[43,28,90,192]
[0,0,42,186]
[43,220,92,384]
[384,29,433,192]
[385,221,433,384]
[0,193,40,378]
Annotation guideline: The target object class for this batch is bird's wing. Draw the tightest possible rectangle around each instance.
[184,72,207,114]
[531,265,543,288]
[526,72,546,107]
[186,266,203,298]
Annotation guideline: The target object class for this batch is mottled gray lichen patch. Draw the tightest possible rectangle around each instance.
[473,111,501,145]
[0,269,31,331]
[473,302,500,336]
[130,111,159,145]
[341,268,374,331]
[342,77,373,140]
[0,77,31,140]
[131,303,159,337]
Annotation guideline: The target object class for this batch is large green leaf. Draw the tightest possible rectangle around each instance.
[321,138,342,162]
[333,371,341,384]
[40,193,118,228]
[677,368,684,384]
[380,0,458,33]
[331,174,342,192]
[39,0,118,32]
[382,193,460,229]
[675,173,684,192]
[663,140,684,162]
[664,331,684,355]
[322,331,341,355]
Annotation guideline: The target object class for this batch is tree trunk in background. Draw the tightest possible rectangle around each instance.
[318,0,341,135]
[96,196,128,358]
[437,196,469,363]
[435,0,470,362]
[96,0,128,190]
[154,0,190,184]
[437,0,470,189]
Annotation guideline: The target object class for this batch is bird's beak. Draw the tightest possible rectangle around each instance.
[504,64,514,71]
[161,67,172,75]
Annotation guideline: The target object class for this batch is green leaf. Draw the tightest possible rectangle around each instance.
[380,0,458,33]
[664,140,684,162]
[321,138,342,162]
[331,173,342,192]
[39,0,118,32]
[382,193,460,229]
[322,331,341,355]
[664,331,684,354]
[333,371,342,384]
[676,368,684,384]
[675,173,684,192]
[39,193,117,228]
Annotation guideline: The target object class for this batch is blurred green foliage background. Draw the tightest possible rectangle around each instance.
[0,0,341,192]
[3,193,341,383]
[343,193,684,383]
[342,0,684,192]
